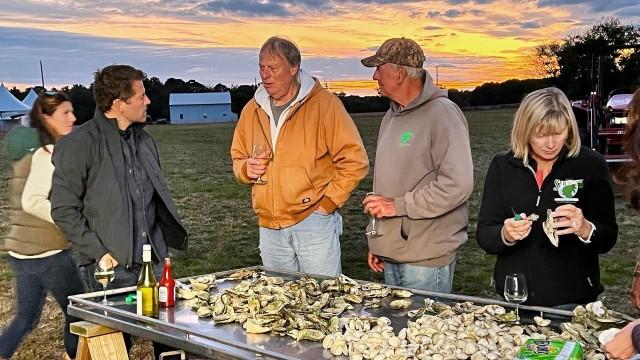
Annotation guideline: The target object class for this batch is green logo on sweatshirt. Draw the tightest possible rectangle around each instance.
[399,131,414,146]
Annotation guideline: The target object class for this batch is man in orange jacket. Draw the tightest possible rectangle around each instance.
[231,36,369,276]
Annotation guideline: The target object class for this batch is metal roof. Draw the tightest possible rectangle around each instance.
[169,92,231,106]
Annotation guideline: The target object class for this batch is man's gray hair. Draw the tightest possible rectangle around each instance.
[391,63,425,79]
[260,36,301,68]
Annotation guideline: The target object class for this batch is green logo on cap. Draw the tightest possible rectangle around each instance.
[399,131,414,146]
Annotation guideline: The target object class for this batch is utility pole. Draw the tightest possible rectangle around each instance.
[40,60,45,88]
[435,65,439,87]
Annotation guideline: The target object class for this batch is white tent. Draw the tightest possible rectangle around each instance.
[22,88,38,107]
[0,83,29,119]
[0,83,30,132]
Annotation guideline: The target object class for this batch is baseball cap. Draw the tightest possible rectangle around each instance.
[361,37,425,68]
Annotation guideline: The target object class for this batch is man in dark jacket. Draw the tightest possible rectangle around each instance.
[51,65,187,359]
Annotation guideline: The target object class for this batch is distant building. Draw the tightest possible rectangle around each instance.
[169,92,237,124]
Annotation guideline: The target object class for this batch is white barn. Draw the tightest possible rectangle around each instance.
[169,92,237,124]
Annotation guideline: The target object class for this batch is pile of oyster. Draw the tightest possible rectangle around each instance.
[177,271,627,360]
[178,270,412,341]
[320,299,626,360]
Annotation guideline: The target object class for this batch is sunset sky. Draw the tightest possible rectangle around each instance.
[1,0,639,95]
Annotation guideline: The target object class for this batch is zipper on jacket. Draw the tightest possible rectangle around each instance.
[525,165,542,207]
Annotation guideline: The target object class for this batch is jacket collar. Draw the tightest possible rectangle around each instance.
[389,71,448,115]
[93,109,127,195]
[253,69,319,117]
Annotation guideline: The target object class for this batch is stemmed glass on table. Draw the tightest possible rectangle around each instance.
[251,144,271,185]
[365,192,381,237]
[504,273,528,324]
[94,260,115,305]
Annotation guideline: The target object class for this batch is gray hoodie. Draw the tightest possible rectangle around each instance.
[369,72,473,267]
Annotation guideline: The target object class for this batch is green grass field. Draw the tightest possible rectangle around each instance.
[0,108,637,359]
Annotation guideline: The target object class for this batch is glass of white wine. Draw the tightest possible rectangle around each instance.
[364,192,381,237]
[94,260,115,305]
[251,144,271,185]
[504,273,528,324]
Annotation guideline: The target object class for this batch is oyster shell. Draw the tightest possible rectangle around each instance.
[391,289,413,298]
[243,318,271,334]
[542,209,559,247]
[534,316,551,327]
[196,306,212,318]
[598,328,620,345]
[389,299,412,309]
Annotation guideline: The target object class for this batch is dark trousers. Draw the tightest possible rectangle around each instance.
[0,250,84,358]
[79,261,182,360]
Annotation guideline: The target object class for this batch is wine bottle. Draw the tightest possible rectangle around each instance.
[136,244,158,317]
[158,257,175,308]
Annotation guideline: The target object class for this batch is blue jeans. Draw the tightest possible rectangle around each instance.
[0,250,84,358]
[259,211,343,276]
[383,259,456,293]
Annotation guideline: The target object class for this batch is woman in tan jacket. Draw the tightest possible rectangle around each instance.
[0,92,83,359]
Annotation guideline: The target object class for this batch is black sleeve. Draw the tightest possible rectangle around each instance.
[476,156,518,255]
[580,155,618,253]
[50,137,108,261]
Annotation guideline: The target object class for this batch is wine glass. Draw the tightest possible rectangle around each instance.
[365,192,381,237]
[504,273,528,324]
[251,144,271,185]
[94,260,115,305]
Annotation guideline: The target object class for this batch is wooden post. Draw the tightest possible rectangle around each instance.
[71,321,128,360]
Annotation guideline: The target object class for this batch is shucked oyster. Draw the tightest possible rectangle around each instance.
[389,299,412,309]
[543,209,559,247]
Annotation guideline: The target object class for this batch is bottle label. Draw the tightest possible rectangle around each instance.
[139,287,155,315]
[136,289,142,315]
[159,286,168,303]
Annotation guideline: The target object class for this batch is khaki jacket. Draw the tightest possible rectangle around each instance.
[4,154,69,255]
[231,72,368,228]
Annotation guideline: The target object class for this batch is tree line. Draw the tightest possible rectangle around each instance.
[8,18,639,124]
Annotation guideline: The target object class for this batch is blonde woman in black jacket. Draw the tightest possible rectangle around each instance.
[476,87,618,307]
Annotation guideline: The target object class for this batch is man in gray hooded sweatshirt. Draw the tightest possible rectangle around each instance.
[361,37,473,293]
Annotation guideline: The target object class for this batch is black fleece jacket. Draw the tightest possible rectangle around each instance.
[476,147,617,306]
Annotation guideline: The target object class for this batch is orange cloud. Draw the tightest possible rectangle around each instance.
[0,0,604,91]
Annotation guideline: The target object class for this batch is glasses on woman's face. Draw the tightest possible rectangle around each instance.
[43,91,58,96]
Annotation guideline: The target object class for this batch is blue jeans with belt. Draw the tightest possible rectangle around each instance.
[383,258,456,293]
[259,211,343,276]
[0,250,84,358]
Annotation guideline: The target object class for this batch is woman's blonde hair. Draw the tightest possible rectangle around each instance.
[511,87,581,165]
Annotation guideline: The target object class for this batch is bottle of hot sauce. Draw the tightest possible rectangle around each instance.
[158,258,175,308]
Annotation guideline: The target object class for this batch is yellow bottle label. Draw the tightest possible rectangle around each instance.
[138,287,155,315]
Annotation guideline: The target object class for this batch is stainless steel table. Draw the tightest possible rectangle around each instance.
[68,266,583,359]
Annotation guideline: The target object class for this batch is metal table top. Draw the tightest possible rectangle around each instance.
[67,266,589,359]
